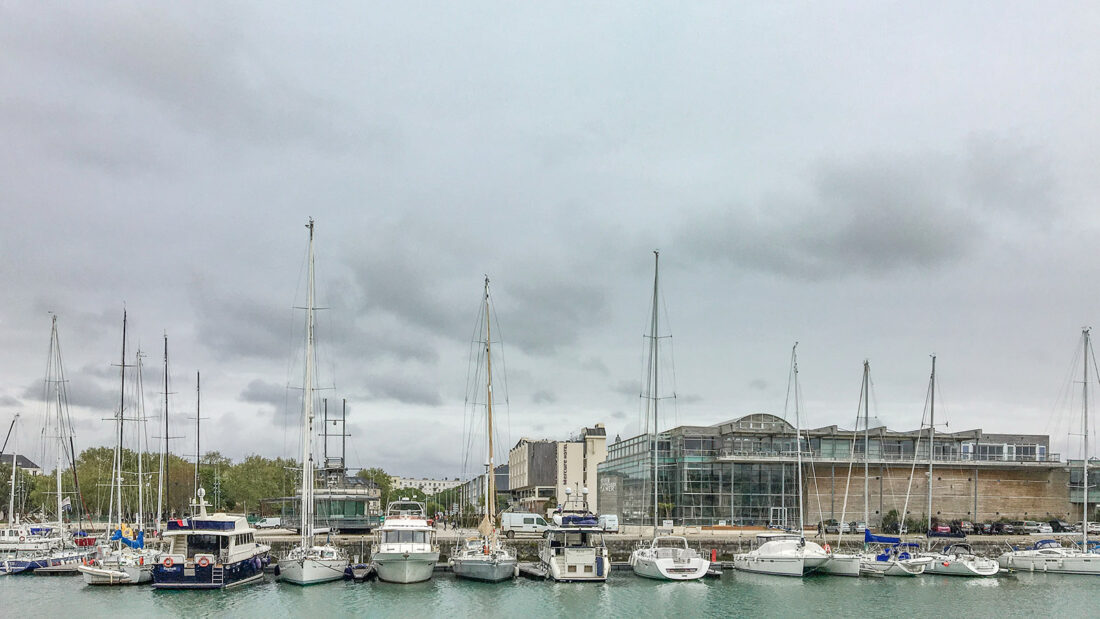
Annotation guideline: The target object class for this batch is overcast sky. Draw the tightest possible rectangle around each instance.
[3,3,1100,478]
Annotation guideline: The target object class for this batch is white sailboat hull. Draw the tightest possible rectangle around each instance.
[819,554,861,577]
[451,555,517,582]
[860,556,929,576]
[372,551,438,583]
[925,554,999,577]
[732,554,806,576]
[630,551,709,580]
[79,562,153,585]
[278,556,347,585]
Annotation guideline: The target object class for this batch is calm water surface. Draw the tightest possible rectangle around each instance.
[3,570,1094,618]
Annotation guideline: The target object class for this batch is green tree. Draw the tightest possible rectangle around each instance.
[356,468,393,506]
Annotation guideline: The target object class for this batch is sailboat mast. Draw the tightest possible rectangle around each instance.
[650,251,660,529]
[793,344,804,534]
[136,351,146,531]
[301,217,316,546]
[1083,328,1090,548]
[862,361,869,526]
[157,334,168,529]
[115,311,127,531]
[484,276,496,524]
[928,355,936,532]
[6,415,16,526]
[194,371,200,501]
[49,317,64,532]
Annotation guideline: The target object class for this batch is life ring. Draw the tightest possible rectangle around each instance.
[197,557,210,568]
[823,543,831,553]
[163,557,174,568]
[19,536,25,542]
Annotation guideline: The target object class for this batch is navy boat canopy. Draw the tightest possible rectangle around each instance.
[864,530,901,544]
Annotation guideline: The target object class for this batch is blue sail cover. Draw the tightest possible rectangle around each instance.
[864,530,901,544]
[109,529,145,549]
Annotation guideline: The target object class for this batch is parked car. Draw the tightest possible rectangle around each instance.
[1049,520,1073,533]
[822,519,850,535]
[255,517,282,529]
[1021,520,1042,533]
[850,521,869,533]
[1074,522,1100,535]
[958,521,974,535]
[930,525,952,535]
[995,523,1015,535]
[598,514,619,533]
[501,512,549,538]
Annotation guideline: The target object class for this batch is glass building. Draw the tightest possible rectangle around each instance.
[598,413,1057,527]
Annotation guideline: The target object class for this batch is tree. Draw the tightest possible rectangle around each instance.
[356,468,393,506]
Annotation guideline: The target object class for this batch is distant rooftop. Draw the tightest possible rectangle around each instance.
[0,454,39,469]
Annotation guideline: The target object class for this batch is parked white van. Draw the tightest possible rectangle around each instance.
[501,512,549,538]
[255,517,282,529]
[598,514,619,533]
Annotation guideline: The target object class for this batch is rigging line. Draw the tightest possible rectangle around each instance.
[835,366,865,546]
[900,369,934,529]
[488,289,512,460]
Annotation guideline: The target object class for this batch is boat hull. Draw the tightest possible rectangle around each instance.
[152,554,268,589]
[78,563,153,585]
[732,554,807,577]
[926,556,999,577]
[451,556,518,582]
[372,551,438,584]
[819,554,861,577]
[543,555,609,582]
[998,552,1100,575]
[630,553,710,580]
[277,557,348,585]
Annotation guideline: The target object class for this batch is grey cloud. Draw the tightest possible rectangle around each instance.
[531,390,557,404]
[189,279,289,362]
[613,380,640,397]
[503,280,608,355]
[682,142,1055,279]
[362,374,442,407]
[0,395,21,407]
[21,372,117,411]
[749,379,768,391]
[611,410,627,420]
[581,358,611,376]
[240,379,286,408]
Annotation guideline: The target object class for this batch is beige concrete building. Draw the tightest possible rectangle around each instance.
[509,424,608,514]
[391,476,463,495]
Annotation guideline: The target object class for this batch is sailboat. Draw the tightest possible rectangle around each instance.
[22,316,96,574]
[914,356,999,577]
[451,276,517,582]
[0,414,49,575]
[733,344,830,576]
[80,314,162,584]
[845,361,932,577]
[998,329,1100,575]
[277,218,349,585]
[628,251,710,581]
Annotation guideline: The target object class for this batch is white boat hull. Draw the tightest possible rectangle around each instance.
[544,555,609,582]
[732,554,806,576]
[451,556,517,582]
[926,555,999,577]
[860,557,928,576]
[819,554,861,577]
[372,551,438,583]
[278,556,348,585]
[78,563,153,585]
[998,552,1100,575]
[630,552,710,580]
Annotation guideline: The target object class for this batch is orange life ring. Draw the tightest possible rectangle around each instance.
[19,536,25,542]
[197,557,210,568]
[163,557,174,568]
[823,543,832,553]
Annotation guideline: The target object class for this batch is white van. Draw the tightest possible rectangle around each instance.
[501,512,549,538]
[598,514,619,533]
[255,517,282,529]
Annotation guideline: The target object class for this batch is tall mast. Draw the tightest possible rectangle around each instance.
[6,415,16,526]
[648,250,660,529]
[301,217,316,547]
[194,371,200,501]
[115,311,127,532]
[1083,328,1090,548]
[484,276,496,527]
[157,333,168,529]
[862,360,869,526]
[793,343,804,535]
[48,316,64,533]
[928,354,936,532]
[135,351,146,531]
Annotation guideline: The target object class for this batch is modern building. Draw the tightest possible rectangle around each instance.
[598,413,1073,528]
[457,464,510,511]
[509,424,607,514]
[391,476,463,495]
[0,454,41,476]
[261,474,382,533]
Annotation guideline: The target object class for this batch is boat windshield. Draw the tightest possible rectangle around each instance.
[549,531,603,548]
[382,531,429,544]
[386,501,427,518]
[184,534,224,556]
[653,537,689,549]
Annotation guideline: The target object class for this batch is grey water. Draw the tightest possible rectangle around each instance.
[3,570,1094,618]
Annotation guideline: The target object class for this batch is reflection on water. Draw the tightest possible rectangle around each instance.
[2,569,1096,619]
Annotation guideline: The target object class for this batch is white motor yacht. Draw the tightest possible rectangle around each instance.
[539,524,610,582]
[859,539,931,576]
[371,500,439,584]
[998,539,1100,574]
[630,536,710,580]
[732,533,830,577]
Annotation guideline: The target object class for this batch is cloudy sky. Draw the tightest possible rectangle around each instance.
[3,3,1100,478]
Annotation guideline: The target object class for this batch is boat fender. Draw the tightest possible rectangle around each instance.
[711,549,717,563]
[139,556,144,566]
[823,543,831,554]
[163,557,174,568]
[274,564,281,576]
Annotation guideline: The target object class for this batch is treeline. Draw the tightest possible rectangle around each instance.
[3,447,298,522]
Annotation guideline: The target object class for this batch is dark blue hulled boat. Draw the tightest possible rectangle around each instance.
[152,489,270,589]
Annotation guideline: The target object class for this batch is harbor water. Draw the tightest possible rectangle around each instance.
[3,569,1095,618]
